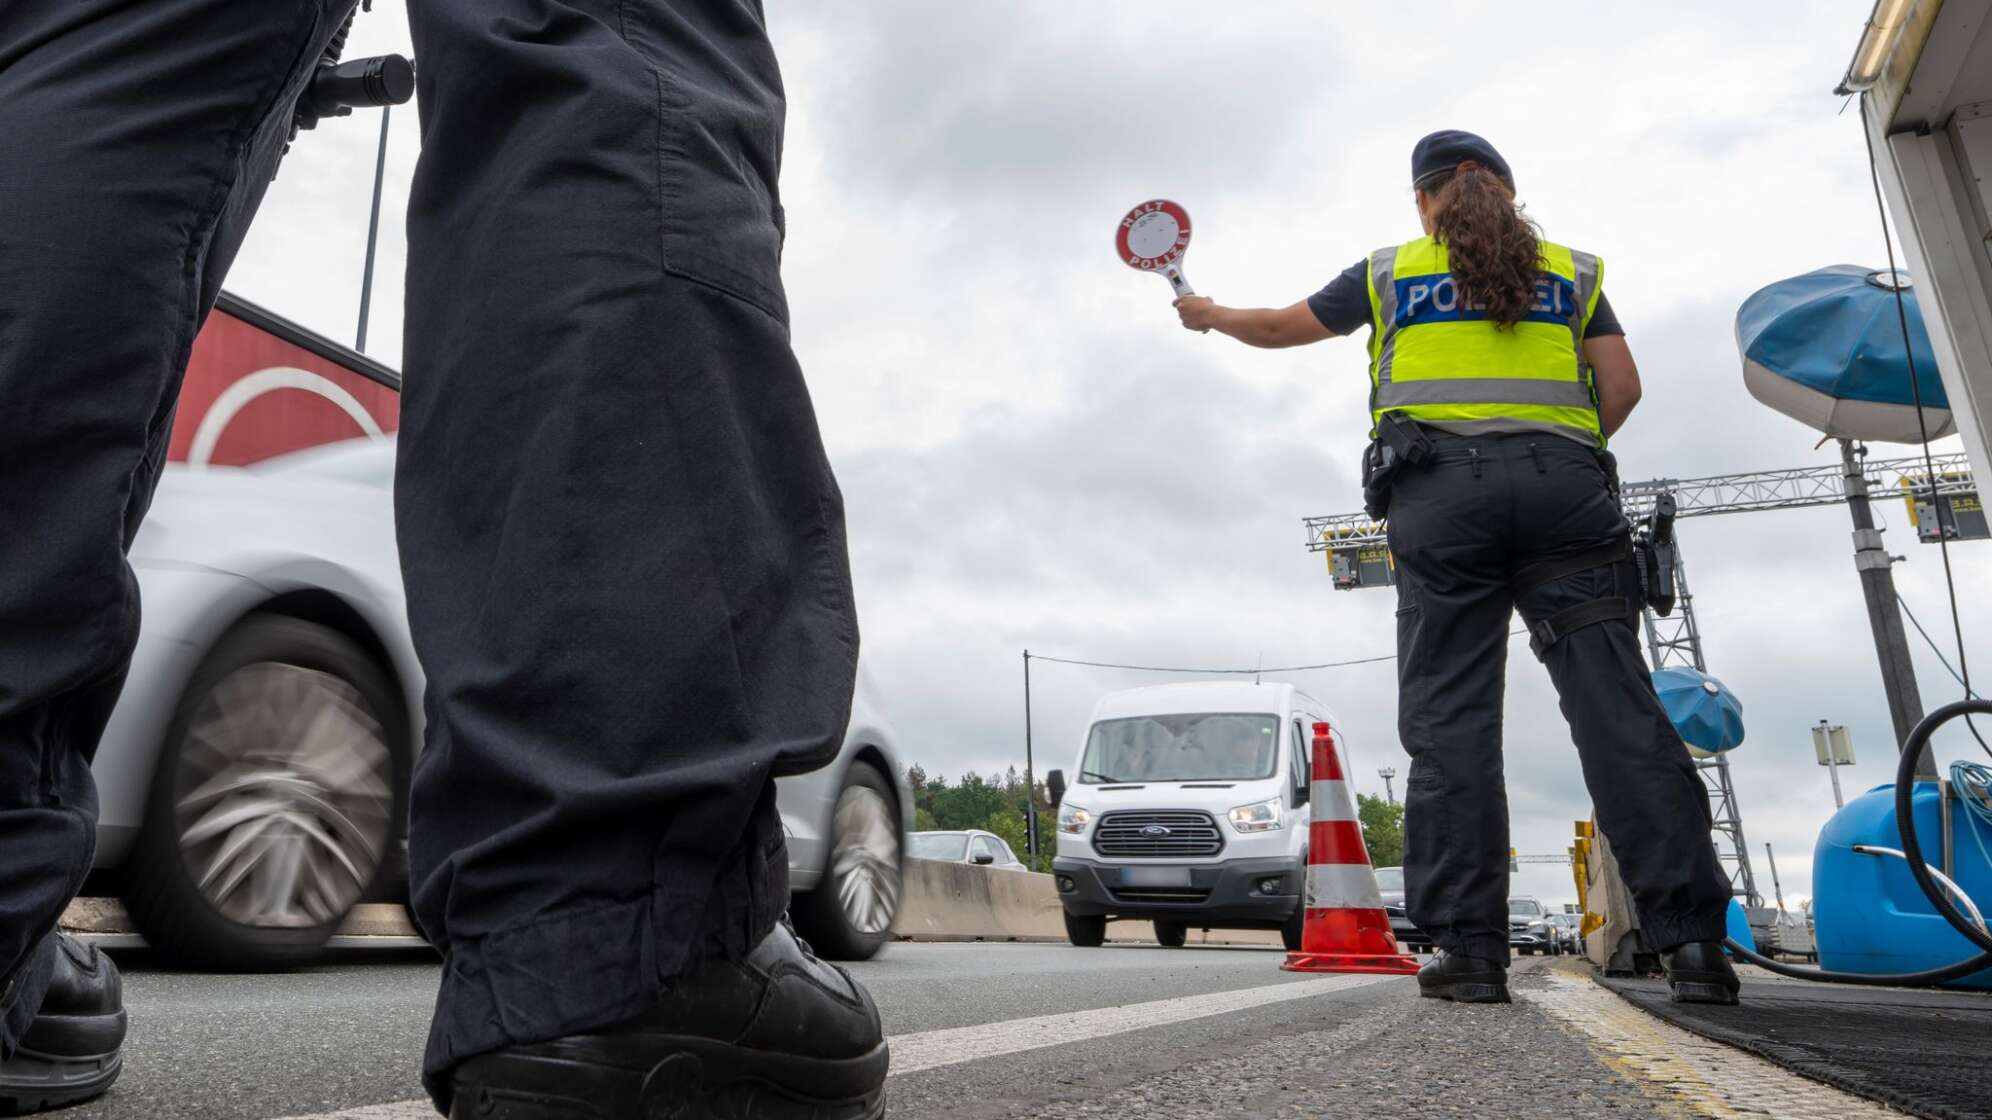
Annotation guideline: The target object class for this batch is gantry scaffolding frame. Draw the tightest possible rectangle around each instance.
[1303,449,1977,910]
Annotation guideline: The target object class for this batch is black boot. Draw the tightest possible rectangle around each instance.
[448,920,887,1119]
[0,933,127,1116]
[1416,949,1510,1004]
[1662,940,1741,1005]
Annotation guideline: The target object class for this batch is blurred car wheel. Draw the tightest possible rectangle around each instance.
[123,615,408,970]
[796,761,901,961]
[1154,920,1187,948]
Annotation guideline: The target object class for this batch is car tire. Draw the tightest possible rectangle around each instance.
[1154,920,1187,948]
[796,761,903,962]
[124,614,409,970]
[1064,911,1106,947]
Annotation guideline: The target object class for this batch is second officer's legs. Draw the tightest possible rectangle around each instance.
[1511,441,1731,951]
[1387,444,1519,965]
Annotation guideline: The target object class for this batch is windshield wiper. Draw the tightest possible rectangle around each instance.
[1079,769,1124,783]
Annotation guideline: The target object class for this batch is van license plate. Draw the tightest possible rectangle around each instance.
[1120,867,1192,887]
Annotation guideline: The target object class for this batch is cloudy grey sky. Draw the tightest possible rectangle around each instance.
[224,1,1992,907]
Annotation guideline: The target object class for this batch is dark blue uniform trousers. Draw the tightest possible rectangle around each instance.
[0,0,857,1102]
[1386,432,1730,964]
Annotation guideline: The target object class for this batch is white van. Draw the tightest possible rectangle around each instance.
[1044,680,1341,949]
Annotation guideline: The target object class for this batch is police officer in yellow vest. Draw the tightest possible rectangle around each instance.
[1175,131,1739,1006]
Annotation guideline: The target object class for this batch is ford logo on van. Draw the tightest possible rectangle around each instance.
[1141,825,1172,837]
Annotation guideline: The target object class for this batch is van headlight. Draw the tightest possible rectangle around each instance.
[1057,803,1093,835]
[1227,797,1283,833]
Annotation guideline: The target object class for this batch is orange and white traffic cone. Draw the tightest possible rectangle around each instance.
[1281,721,1420,975]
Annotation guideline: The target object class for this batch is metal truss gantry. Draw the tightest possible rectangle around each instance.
[1302,449,1978,911]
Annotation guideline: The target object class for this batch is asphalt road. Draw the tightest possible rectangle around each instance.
[65,941,1676,1119]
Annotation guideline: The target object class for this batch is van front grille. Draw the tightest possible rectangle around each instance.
[1092,811,1225,858]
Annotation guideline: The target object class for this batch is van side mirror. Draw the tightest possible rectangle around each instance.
[1292,775,1309,809]
[972,852,995,866]
[1046,769,1066,808]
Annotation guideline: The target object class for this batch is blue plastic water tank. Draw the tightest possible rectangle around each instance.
[1724,898,1756,955]
[1814,782,1992,989]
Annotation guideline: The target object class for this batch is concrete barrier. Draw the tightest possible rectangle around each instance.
[62,859,1283,949]
[890,859,1282,947]
[892,857,1067,941]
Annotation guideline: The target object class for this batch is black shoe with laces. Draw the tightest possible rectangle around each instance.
[1416,949,1510,1004]
[0,933,126,1116]
[1662,940,1741,1005]
[447,919,888,1119]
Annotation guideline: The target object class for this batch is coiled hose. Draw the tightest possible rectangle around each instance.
[1721,699,1992,985]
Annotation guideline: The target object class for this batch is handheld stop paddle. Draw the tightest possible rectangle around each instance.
[1116,199,1195,298]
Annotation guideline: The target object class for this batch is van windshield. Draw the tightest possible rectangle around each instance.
[1078,713,1280,783]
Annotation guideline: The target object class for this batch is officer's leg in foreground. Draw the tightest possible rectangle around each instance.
[0,0,888,1115]
[0,1,362,1110]
[400,3,883,1116]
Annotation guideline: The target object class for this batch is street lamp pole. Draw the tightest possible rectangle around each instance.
[1378,766,1397,805]
[1023,650,1037,867]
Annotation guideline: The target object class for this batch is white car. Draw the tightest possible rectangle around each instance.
[908,830,1029,871]
[89,437,909,968]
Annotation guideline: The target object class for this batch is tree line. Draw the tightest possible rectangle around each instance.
[904,764,1405,872]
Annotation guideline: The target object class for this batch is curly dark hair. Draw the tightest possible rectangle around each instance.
[1427,166,1543,330]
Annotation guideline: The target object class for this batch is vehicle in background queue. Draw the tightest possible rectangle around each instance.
[908,830,1029,871]
[85,437,912,969]
[1544,912,1583,954]
[1374,865,1430,952]
[1508,896,1560,955]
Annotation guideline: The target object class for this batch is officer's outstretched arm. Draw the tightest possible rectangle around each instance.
[1586,334,1642,438]
[1174,297,1335,349]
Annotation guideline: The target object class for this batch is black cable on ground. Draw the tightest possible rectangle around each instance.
[1722,936,1992,986]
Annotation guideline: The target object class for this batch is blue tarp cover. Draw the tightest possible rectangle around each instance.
[1737,265,1947,408]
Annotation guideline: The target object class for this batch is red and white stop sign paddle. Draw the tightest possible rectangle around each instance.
[1116,199,1195,298]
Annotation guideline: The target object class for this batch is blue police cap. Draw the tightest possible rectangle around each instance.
[1411,130,1512,189]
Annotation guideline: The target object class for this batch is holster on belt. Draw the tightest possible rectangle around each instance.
[1361,413,1434,521]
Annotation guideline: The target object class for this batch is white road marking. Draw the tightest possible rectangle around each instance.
[886,972,1392,1074]
[278,1105,434,1120]
[273,972,1397,1119]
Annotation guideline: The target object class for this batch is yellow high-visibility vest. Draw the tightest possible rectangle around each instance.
[1364,235,1605,446]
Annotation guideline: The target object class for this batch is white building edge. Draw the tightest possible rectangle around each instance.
[1846,0,1992,476]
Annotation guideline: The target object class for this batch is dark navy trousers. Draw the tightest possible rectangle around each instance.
[0,0,857,1103]
[1386,431,1730,964]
